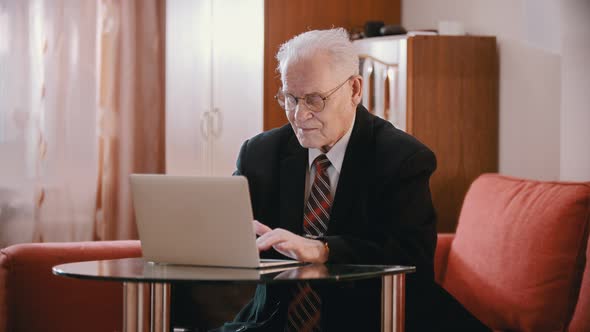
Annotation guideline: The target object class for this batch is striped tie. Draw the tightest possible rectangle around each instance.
[286,154,332,332]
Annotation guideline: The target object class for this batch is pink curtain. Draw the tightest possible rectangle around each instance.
[94,0,165,240]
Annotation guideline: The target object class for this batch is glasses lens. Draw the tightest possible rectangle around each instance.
[275,92,286,109]
[305,94,325,112]
[283,93,297,111]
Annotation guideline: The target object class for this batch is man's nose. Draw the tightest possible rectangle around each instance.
[294,102,313,122]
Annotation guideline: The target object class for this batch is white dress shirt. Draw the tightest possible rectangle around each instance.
[305,113,356,201]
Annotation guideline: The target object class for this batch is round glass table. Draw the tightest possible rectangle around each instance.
[53,258,414,332]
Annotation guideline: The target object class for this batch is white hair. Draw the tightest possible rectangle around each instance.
[276,28,359,80]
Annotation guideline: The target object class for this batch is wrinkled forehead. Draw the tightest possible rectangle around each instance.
[281,53,342,95]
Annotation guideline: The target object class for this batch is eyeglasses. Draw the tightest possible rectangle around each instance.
[275,76,354,113]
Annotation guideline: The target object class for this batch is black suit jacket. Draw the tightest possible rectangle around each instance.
[227,105,438,331]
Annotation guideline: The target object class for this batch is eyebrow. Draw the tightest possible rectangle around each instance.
[282,84,330,97]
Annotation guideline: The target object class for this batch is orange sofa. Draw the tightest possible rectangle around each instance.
[0,240,141,332]
[435,174,590,332]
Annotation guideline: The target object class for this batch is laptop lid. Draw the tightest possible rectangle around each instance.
[130,174,267,268]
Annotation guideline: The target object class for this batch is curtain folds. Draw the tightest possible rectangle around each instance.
[0,0,165,246]
[94,0,165,240]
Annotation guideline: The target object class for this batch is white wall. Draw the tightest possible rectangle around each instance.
[403,0,589,181]
[560,0,590,181]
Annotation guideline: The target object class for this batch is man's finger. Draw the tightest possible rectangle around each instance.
[255,228,276,244]
[256,231,286,251]
[253,220,273,236]
[274,241,293,251]
[273,242,297,260]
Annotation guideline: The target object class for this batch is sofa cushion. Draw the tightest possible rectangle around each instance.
[442,174,590,331]
[434,233,455,284]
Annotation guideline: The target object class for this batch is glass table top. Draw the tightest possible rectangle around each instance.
[53,258,415,284]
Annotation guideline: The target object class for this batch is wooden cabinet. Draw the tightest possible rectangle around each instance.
[166,0,264,176]
[355,35,499,232]
[408,36,498,232]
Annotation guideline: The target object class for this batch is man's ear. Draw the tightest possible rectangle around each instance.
[350,75,363,106]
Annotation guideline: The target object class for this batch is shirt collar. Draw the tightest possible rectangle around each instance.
[308,112,356,173]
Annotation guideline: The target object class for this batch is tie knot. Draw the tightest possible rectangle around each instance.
[313,154,331,173]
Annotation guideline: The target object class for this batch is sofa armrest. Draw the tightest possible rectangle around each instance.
[0,240,142,332]
[435,233,455,285]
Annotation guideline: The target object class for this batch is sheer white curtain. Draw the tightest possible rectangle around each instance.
[0,0,98,246]
[0,0,164,246]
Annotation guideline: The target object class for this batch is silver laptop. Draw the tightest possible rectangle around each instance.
[130,174,301,269]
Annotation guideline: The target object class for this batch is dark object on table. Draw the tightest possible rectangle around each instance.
[364,21,384,37]
[380,24,407,36]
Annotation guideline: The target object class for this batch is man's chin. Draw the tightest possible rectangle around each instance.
[296,137,323,150]
[297,140,332,153]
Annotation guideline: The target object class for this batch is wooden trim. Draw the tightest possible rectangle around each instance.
[359,54,400,67]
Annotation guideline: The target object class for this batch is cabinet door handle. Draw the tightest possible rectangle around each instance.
[362,58,374,113]
[388,67,397,124]
[210,107,223,138]
[200,110,210,139]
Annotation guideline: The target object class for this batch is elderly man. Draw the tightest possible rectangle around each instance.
[219,28,487,332]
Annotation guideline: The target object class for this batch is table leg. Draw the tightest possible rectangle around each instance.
[152,283,171,331]
[123,282,138,332]
[124,282,171,332]
[381,274,406,332]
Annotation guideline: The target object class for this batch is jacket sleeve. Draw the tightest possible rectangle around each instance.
[324,148,437,279]
[233,139,249,176]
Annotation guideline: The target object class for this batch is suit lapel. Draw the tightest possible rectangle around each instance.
[329,106,374,234]
[279,134,307,235]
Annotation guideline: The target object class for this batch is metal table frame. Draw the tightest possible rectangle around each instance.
[121,274,406,332]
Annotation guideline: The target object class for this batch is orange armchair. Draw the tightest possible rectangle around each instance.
[434,174,590,332]
[0,240,142,332]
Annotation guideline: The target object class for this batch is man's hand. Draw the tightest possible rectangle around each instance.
[253,220,329,263]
